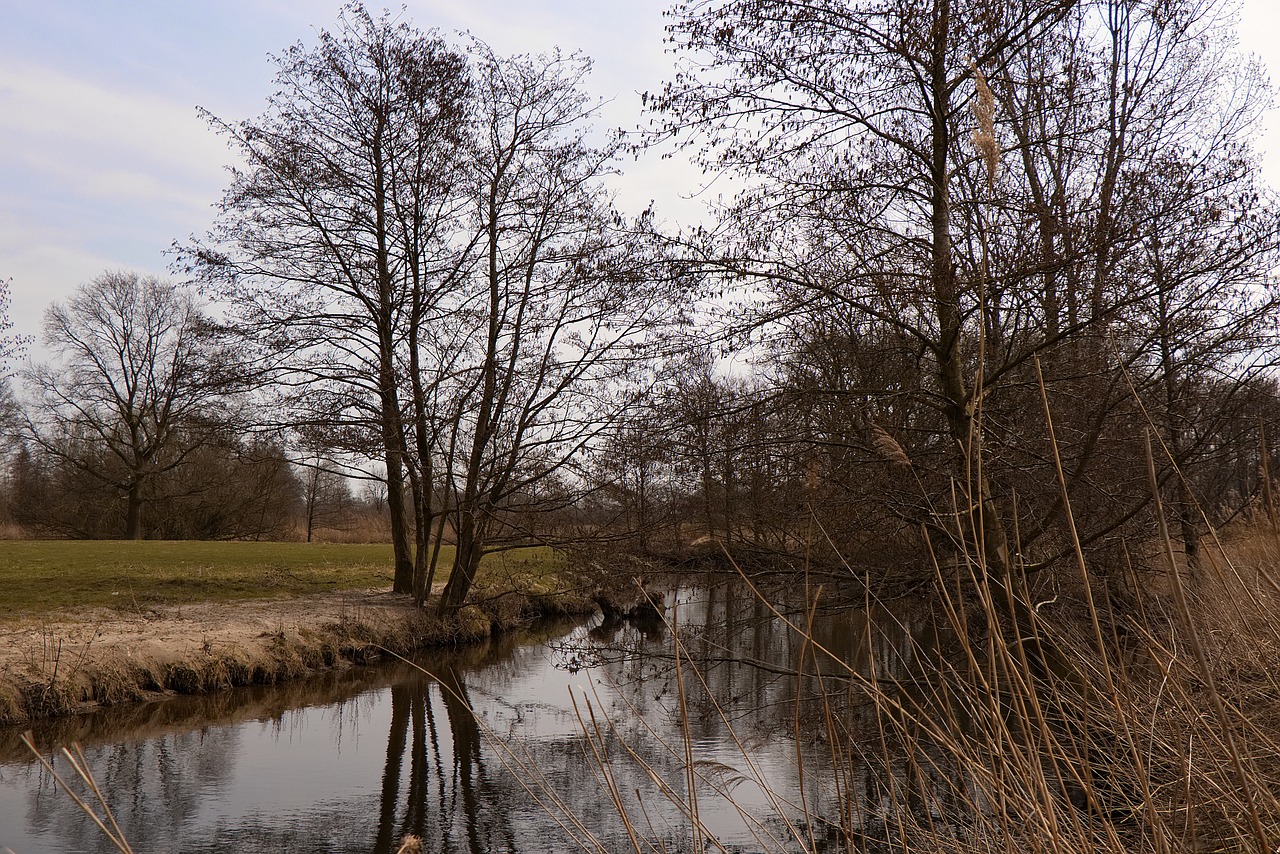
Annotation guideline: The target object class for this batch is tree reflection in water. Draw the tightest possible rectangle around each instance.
[1,584,955,853]
[9,726,242,853]
[3,638,538,854]
[372,666,516,854]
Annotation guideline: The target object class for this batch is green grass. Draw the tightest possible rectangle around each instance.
[0,540,563,618]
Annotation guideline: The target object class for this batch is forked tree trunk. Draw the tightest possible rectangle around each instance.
[438,516,483,614]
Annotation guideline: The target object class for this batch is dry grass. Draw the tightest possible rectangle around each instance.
[26,535,1280,853]
[0,604,457,725]
[0,546,594,727]
[21,504,1280,853]
[513,408,1280,852]
[505,538,1280,854]
[1185,533,1280,678]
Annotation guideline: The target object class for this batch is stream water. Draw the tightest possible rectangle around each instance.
[0,582,948,853]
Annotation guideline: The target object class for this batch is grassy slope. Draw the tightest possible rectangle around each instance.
[0,540,561,617]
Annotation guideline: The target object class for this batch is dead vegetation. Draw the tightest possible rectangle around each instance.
[0,563,616,726]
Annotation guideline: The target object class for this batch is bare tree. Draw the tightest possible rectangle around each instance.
[184,3,472,591]
[297,432,355,542]
[187,9,675,608]
[647,0,1279,583]
[985,0,1280,570]
[432,45,675,612]
[649,0,1078,577]
[1118,152,1279,568]
[22,271,231,539]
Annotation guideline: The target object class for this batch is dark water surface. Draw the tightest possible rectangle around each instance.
[0,583,945,853]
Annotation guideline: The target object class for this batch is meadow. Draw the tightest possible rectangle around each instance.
[0,540,560,617]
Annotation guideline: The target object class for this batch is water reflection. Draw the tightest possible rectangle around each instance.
[364,667,512,853]
[0,582,953,853]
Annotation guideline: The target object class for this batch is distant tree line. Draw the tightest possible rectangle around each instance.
[0,272,389,541]
[2,0,1279,614]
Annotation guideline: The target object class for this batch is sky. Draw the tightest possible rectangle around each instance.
[1,0,1278,346]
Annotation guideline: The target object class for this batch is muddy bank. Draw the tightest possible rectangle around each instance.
[0,574,658,726]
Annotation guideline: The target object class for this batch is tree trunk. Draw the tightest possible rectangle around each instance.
[372,123,415,595]
[124,478,144,540]
[927,0,1012,580]
[406,257,436,606]
[305,466,319,543]
[437,169,503,613]
[438,515,483,614]
[382,427,415,594]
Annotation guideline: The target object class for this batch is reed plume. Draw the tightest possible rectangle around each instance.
[396,835,423,853]
[870,422,912,467]
[970,59,1000,186]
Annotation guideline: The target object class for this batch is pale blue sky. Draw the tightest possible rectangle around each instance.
[1,1,1277,340]
[0,0,682,338]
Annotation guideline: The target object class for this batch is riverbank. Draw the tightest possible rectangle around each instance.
[0,561,659,726]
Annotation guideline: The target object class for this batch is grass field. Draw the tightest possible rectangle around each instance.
[0,540,560,617]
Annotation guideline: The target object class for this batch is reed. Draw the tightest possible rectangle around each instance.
[23,514,1280,853]
[507,354,1280,852]
[18,732,133,854]
[528,524,1280,853]
[20,457,1280,854]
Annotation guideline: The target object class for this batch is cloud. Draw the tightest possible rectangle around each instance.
[0,211,121,343]
[0,59,233,334]
[0,59,228,205]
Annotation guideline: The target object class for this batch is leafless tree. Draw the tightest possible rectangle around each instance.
[649,0,1080,576]
[431,44,675,612]
[183,3,472,591]
[297,432,356,542]
[22,271,232,539]
[645,0,1280,584]
[186,8,676,608]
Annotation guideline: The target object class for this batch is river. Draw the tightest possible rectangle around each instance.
[0,582,947,853]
